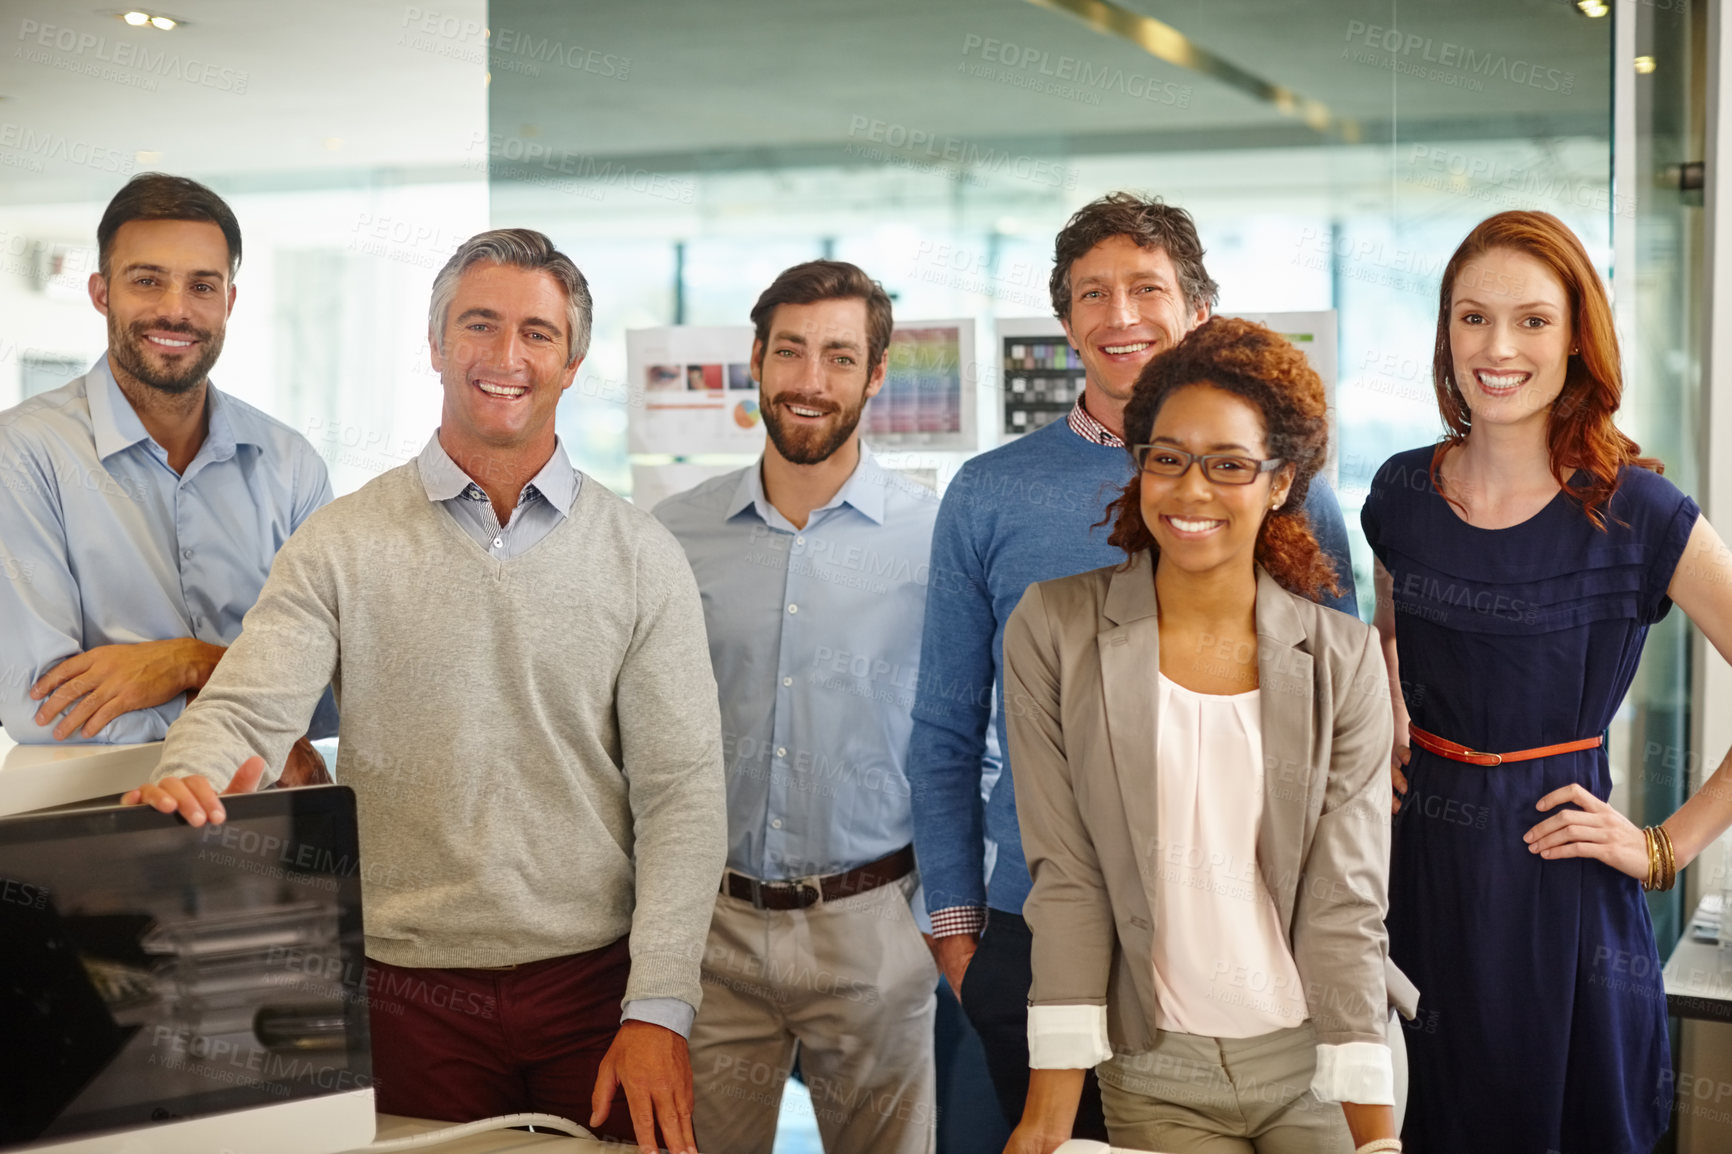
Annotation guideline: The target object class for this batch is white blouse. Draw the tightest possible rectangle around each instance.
[1027,673,1395,1106]
[1148,674,1308,1037]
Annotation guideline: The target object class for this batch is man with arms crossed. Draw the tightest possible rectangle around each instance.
[908,192,1360,1136]
[126,229,726,1154]
[0,173,332,779]
[656,260,940,1153]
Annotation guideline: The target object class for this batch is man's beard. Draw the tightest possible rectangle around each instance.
[108,315,223,395]
[762,389,867,466]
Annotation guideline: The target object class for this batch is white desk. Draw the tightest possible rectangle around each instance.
[0,729,163,815]
[343,1115,610,1152]
[1664,914,1732,1023]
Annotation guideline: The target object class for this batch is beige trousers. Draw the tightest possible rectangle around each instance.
[689,874,938,1154]
[1097,1021,1354,1154]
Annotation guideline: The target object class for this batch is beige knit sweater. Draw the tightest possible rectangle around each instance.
[153,460,726,1009]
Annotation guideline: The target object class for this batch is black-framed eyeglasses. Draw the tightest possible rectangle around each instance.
[1132,445,1285,486]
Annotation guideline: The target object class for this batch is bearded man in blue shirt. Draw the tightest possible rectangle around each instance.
[656,260,941,1154]
[0,173,332,780]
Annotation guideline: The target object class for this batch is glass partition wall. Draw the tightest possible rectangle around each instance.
[486,0,1620,587]
[0,0,1716,1147]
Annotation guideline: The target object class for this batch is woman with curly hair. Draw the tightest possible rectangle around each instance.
[1363,209,1732,1151]
[1002,316,1411,1154]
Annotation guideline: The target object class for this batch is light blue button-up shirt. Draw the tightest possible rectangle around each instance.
[655,445,940,894]
[415,432,579,557]
[0,358,334,744]
[415,430,694,1038]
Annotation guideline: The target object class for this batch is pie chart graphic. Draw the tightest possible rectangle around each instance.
[733,398,761,429]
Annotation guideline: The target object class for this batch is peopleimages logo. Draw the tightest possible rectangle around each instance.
[1341,21,1573,95]
[398,8,631,81]
[16,19,249,94]
[1403,145,1631,219]
[0,123,135,174]
[845,116,1077,190]
[960,33,1191,108]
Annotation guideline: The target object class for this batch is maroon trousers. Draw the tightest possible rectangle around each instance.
[365,937,636,1144]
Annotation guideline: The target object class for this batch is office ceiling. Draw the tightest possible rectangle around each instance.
[0,0,1613,203]
[491,0,1610,165]
[0,0,486,202]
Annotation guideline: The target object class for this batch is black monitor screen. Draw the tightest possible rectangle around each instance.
[0,787,371,1148]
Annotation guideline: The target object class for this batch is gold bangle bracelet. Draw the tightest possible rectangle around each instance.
[1655,821,1669,894]
[1643,827,1659,892]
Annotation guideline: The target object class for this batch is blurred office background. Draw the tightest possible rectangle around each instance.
[0,1,1725,1149]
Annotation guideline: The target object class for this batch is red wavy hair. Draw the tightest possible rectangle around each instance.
[1431,210,1662,528]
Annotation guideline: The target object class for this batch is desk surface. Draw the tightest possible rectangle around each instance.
[1663,910,1732,1023]
[0,730,163,815]
[341,1115,609,1152]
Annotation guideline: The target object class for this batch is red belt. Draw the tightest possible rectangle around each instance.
[1408,724,1602,768]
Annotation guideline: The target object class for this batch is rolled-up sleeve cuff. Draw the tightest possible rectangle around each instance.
[930,905,986,938]
[621,997,695,1039]
[1027,1003,1112,1069]
[1310,1041,1394,1105]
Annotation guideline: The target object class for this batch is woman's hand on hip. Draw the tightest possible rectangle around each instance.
[1525,782,1649,880]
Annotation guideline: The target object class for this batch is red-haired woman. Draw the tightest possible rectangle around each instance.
[1004,318,1409,1154]
[1363,209,1732,1151]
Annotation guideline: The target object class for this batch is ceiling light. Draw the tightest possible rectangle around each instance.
[119,10,182,30]
[1635,56,1657,74]
[1576,0,1609,16]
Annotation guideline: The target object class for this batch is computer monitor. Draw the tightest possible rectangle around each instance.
[0,787,375,1153]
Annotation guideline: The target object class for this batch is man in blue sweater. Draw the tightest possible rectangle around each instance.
[907,191,1359,1137]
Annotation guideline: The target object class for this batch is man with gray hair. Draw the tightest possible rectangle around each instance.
[126,228,726,1154]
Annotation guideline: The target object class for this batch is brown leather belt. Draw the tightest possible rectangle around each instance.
[1408,724,1603,768]
[720,844,915,911]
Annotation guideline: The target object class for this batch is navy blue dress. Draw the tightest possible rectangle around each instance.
[1362,447,1698,1154]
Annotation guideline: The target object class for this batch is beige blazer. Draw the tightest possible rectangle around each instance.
[1004,551,1416,1055]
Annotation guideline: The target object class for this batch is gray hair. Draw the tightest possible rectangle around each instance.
[428,228,592,367]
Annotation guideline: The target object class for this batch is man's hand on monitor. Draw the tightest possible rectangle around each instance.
[591,1019,698,1154]
[30,639,224,740]
[121,756,266,827]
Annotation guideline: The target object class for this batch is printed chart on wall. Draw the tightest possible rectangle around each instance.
[1228,311,1339,479]
[860,319,976,451]
[626,320,977,456]
[998,316,1077,438]
[1229,311,1338,411]
[995,311,1338,447]
[625,325,760,455]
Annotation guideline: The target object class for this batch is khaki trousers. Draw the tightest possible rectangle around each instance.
[1097,1022,1353,1154]
[690,874,938,1154]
